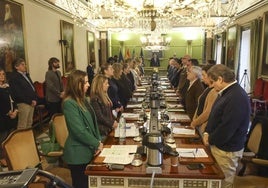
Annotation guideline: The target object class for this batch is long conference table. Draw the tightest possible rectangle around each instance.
[85,77,224,188]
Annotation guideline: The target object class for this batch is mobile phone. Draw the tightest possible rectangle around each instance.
[186,163,205,170]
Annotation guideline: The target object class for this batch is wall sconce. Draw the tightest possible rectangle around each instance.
[59,39,68,46]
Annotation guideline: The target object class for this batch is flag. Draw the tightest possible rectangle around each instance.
[125,48,130,59]
[132,48,135,59]
[140,48,144,65]
[118,49,124,63]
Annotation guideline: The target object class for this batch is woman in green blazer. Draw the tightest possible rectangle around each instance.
[63,70,103,188]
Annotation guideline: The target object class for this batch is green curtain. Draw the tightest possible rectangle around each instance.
[250,18,262,89]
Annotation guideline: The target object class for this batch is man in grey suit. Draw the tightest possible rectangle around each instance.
[45,57,64,117]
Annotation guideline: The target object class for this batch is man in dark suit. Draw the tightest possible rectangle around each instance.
[9,58,37,129]
[150,53,160,67]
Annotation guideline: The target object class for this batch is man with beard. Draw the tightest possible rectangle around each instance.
[45,57,64,117]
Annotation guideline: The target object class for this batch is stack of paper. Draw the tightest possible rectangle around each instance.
[173,127,195,135]
[176,148,208,158]
[114,123,139,137]
[100,145,137,164]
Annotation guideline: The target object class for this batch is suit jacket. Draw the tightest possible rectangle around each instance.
[185,79,204,120]
[150,57,160,67]
[63,98,101,165]
[9,71,37,105]
[45,70,63,102]
[90,97,114,136]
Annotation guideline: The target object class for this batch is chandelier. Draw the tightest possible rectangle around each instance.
[140,34,171,51]
[55,0,241,32]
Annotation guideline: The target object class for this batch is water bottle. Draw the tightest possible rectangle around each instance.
[119,115,126,142]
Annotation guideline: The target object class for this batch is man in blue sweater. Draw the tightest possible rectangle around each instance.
[203,64,251,188]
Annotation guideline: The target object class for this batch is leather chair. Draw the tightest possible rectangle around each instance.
[238,116,268,176]
[1,128,72,186]
[250,78,268,116]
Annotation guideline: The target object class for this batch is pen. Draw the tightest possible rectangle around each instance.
[195,148,198,153]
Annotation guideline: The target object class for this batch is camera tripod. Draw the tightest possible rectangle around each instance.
[239,69,250,90]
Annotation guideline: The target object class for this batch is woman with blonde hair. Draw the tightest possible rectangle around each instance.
[112,63,132,108]
[62,70,102,188]
[90,74,118,138]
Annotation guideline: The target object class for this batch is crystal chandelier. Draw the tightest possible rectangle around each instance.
[140,34,171,51]
[55,0,241,31]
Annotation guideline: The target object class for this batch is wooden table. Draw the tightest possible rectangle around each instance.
[85,131,224,188]
[85,81,224,188]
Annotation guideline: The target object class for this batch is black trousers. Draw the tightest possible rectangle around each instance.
[47,101,62,117]
[68,163,88,188]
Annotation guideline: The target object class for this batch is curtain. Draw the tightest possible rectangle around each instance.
[250,18,262,89]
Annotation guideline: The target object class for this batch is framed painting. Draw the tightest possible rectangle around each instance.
[226,25,237,70]
[261,11,268,78]
[0,0,26,74]
[87,31,95,65]
[60,20,75,75]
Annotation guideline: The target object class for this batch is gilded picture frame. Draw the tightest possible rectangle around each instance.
[226,25,237,70]
[0,0,26,74]
[87,31,95,65]
[60,20,75,75]
[261,11,268,77]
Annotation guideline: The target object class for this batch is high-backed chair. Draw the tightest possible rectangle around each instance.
[2,128,72,186]
[2,128,41,170]
[238,116,268,176]
[51,113,68,150]
[250,78,268,116]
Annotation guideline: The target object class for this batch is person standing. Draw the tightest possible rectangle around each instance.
[203,64,251,188]
[0,68,18,166]
[90,74,118,139]
[62,70,103,188]
[150,53,160,67]
[9,58,37,129]
[45,57,64,117]
[185,66,204,120]
[190,64,218,133]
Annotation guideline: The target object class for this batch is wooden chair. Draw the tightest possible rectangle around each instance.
[238,116,268,176]
[1,128,72,186]
[51,113,68,150]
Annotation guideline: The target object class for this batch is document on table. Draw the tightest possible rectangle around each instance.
[173,127,195,135]
[166,103,184,108]
[114,123,139,137]
[100,145,137,164]
[176,148,208,158]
